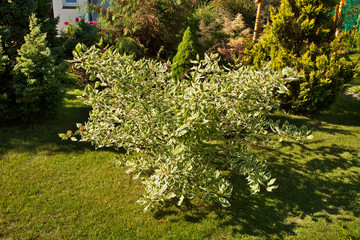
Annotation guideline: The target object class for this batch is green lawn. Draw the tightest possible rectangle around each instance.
[1,77,360,239]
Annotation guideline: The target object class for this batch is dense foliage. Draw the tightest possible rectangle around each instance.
[1,14,62,122]
[0,36,8,114]
[0,0,64,123]
[61,45,312,210]
[87,0,196,57]
[0,37,6,73]
[217,0,257,28]
[87,0,263,58]
[194,4,251,53]
[0,0,59,57]
[251,0,355,113]
[61,18,100,58]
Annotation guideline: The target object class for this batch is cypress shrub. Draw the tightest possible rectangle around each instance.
[171,27,197,80]
[251,0,355,113]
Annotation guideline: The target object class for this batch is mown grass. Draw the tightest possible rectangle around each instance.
[1,75,360,239]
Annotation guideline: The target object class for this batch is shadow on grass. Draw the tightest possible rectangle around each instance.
[154,141,360,238]
[152,94,360,238]
[225,145,360,238]
[311,94,360,127]
[224,94,360,237]
[0,106,91,156]
[269,95,360,137]
[0,88,126,157]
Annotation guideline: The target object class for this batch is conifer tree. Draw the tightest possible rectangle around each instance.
[251,0,355,113]
[0,0,58,56]
[271,0,337,52]
[12,14,61,122]
[171,27,197,79]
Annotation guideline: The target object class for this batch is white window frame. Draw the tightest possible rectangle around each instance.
[63,0,78,8]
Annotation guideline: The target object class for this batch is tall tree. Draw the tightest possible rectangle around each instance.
[12,14,61,122]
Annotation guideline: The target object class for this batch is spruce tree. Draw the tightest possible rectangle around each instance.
[0,0,58,56]
[171,27,197,80]
[12,14,61,122]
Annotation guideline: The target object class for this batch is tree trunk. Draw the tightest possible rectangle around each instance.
[253,0,262,41]
[335,0,346,37]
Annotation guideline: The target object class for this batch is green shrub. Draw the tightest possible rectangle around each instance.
[217,0,257,28]
[111,36,145,58]
[190,3,252,55]
[333,31,358,52]
[11,14,62,122]
[87,0,196,57]
[171,27,197,79]
[251,0,355,113]
[61,45,312,210]
[62,19,100,58]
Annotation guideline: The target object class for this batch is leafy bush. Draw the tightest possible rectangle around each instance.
[10,14,62,122]
[87,0,196,57]
[61,45,312,210]
[191,3,251,52]
[111,37,145,58]
[171,27,197,79]
[251,0,355,113]
[207,37,253,68]
[61,18,100,58]
[217,0,257,28]
[331,31,360,52]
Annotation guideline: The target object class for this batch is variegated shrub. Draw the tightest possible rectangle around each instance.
[60,44,312,211]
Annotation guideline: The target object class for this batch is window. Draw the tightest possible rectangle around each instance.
[63,0,78,8]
